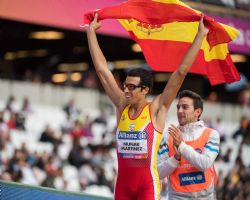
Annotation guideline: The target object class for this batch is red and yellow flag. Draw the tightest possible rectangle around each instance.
[84,0,240,85]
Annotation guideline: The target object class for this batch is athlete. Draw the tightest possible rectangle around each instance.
[158,90,220,199]
[87,13,208,200]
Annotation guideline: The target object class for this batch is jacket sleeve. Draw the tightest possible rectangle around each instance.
[178,129,220,171]
[157,135,180,179]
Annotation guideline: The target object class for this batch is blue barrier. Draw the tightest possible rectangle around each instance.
[0,180,113,200]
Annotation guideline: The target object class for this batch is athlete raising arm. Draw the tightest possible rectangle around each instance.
[86,14,208,200]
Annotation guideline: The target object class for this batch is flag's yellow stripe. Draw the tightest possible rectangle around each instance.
[119,19,231,61]
[203,43,229,62]
[152,0,239,41]
[119,19,198,41]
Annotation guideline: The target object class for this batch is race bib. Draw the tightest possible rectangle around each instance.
[117,131,148,159]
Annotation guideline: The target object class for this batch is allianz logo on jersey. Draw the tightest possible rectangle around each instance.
[118,131,147,140]
[179,171,205,186]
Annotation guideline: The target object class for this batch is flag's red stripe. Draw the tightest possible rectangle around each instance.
[206,54,240,85]
[131,35,240,85]
[98,2,199,24]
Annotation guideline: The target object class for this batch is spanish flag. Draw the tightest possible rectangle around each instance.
[84,0,240,85]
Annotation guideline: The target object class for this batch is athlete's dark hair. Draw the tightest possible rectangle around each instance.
[127,68,153,93]
[178,90,203,117]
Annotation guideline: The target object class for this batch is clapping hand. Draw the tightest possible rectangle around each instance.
[169,124,182,148]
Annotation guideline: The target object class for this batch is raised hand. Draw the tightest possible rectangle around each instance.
[198,14,209,37]
[89,13,101,31]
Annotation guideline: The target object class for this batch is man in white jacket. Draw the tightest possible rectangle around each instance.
[158,90,220,200]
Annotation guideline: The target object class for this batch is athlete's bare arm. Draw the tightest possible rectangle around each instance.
[87,14,125,112]
[151,15,209,132]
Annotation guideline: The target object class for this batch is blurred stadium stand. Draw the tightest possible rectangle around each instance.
[186,0,250,10]
[0,0,250,101]
[0,80,250,199]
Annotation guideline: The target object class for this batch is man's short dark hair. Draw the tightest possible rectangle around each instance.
[127,68,153,93]
[178,90,203,111]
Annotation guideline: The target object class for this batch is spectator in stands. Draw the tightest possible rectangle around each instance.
[0,136,14,173]
[0,111,9,141]
[6,112,17,130]
[82,116,94,138]
[7,149,26,182]
[21,97,33,115]
[87,13,208,199]
[0,171,12,181]
[206,91,219,102]
[217,155,250,199]
[242,129,250,145]
[233,116,249,138]
[158,90,220,199]
[239,89,250,106]
[96,166,113,192]
[40,125,61,144]
[6,111,26,131]
[15,112,26,131]
[70,120,85,139]
[5,95,17,112]
[17,150,39,185]
[222,147,232,163]
[68,138,88,168]
[63,99,78,121]
[42,157,58,189]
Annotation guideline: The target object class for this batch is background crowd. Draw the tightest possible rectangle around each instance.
[0,94,250,199]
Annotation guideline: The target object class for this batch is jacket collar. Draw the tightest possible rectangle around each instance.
[179,120,204,133]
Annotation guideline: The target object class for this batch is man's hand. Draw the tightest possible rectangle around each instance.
[169,124,182,148]
[198,14,209,37]
[88,13,101,31]
[169,124,182,161]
